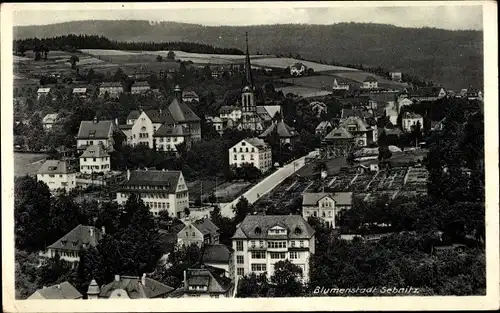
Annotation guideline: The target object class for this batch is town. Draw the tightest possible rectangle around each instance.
[13,28,485,299]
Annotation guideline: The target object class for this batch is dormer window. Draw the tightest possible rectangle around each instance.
[294,227,302,235]
[89,130,96,138]
[72,241,78,247]
[255,227,261,235]
[61,240,67,246]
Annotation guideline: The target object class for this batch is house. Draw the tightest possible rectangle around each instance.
[389,71,402,82]
[339,116,374,147]
[430,118,446,132]
[182,90,200,103]
[122,109,175,148]
[169,86,202,141]
[315,121,333,136]
[256,105,282,124]
[42,113,59,130]
[79,144,111,174]
[465,88,483,101]
[131,81,151,94]
[219,106,242,122]
[322,127,355,152]
[177,217,220,247]
[362,76,378,89]
[397,97,413,113]
[116,169,189,218]
[229,138,272,173]
[154,124,191,153]
[206,116,225,135]
[72,87,88,98]
[37,87,51,100]
[201,244,234,280]
[99,82,123,98]
[76,117,115,152]
[402,112,424,132]
[259,119,299,146]
[309,101,327,117]
[290,63,307,76]
[302,192,353,228]
[332,78,350,90]
[92,274,174,299]
[175,265,234,298]
[28,282,82,300]
[409,87,447,102]
[37,160,76,192]
[39,225,104,263]
[231,215,315,282]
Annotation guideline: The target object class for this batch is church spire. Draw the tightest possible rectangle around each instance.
[244,31,254,89]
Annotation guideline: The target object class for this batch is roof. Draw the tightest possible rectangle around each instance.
[48,225,103,251]
[369,92,397,103]
[42,113,59,124]
[316,121,332,130]
[292,62,306,69]
[28,282,82,299]
[80,144,110,158]
[340,116,370,132]
[219,105,240,114]
[182,90,199,98]
[237,138,269,151]
[192,218,219,236]
[410,86,445,97]
[119,124,133,130]
[132,81,150,88]
[37,160,75,175]
[73,87,87,93]
[144,110,176,125]
[77,120,113,139]
[302,192,353,206]
[127,110,141,120]
[99,276,174,299]
[100,82,122,88]
[363,76,378,82]
[341,108,354,119]
[201,244,233,264]
[154,124,190,137]
[168,98,200,122]
[185,266,233,294]
[37,88,51,93]
[384,127,403,136]
[324,127,354,140]
[122,170,181,191]
[259,120,298,138]
[258,105,281,119]
[231,215,315,240]
[403,112,423,119]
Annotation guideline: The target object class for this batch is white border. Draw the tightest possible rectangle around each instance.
[2,1,498,312]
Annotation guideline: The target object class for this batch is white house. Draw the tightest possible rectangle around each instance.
[76,117,115,152]
[302,192,353,228]
[99,82,123,98]
[36,160,77,192]
[154,124,191,153]
[182,90,200,103]
[402,112,424,132]
[72,87,88,98]
[39,225,104,264]
[309,101,327,117]
[131,81,151,94]
[42,113,59,130]
[180,266,234,298]
[79,144,111,174]
[389,72,402,82]
[37,88,51,100]
[397,97,413,113]
[290,63,307,76]
[332,79,350,90]
[362,76,379,89]
[201,244,234,280]
[231,215,315,283]
[229,138,272,173]
[219,106,242,122]
[116,169,189,218]
[124,110,174,148]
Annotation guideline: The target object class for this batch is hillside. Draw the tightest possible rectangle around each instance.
[14,20,483,89]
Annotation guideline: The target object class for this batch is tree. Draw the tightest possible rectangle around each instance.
[167,51,176,60]
[233,197,252,224]
[184,207,190,217]
[156,55,163,62]
[270,260,305,297]
[152,244,202,288]
[237,272,270,297]
[69,55,80,69]
[42,45,49,60]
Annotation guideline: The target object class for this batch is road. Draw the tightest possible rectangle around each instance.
[220,150,318,218]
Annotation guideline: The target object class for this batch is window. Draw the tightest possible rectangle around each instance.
[192,232,195,236]
[268,241,286,249]
[270,252,286,259]
[291,241,295,247]
[234,155,237,160]
[290,251,299,259]
[237,268,245,276]
[236,240,243,251]
[237,255,244,264]
[300,241,304,247]
[251,251,266,259]
[259,240,264,247]
[59,174,63,178]
[251,264,267,272]
[251,148,255,152]
[186,232,189,237]
[233,148,237,152]
[241,155,245,160]
[251,240,256,248]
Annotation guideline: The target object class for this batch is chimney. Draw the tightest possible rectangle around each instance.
[89,227,94,237]
[183,270,188,290]
[115,275,120,282]
[141,273,146,286]
[101,226,106,235]
[127,169,131,180]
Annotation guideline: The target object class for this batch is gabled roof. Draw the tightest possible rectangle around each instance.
[37,88,51,93]
[316,121,332,130]
[100,82,123,88]
[99,276,174,299]
[80,144,110,158]
[185,266,233,294]
[231,215,315,240]
[132,81,150,88]
[154,124,190,137]
[72,87,87,93]
[182,90,199,98]
[302,192,353,206]
[236,138,270,151]
[122,170,181,191]
[168,98,200,122]
[403,112,423,119]
[341,108,354,119]
[363,76,378,83]
[340,116,370,132]
[259,120,298,138]
[126,110,141,120]
[259,105,281,119]
[119,124,133,130]
[37,160,75,175]
[192,218,219,236]
[201,244,233,264]
[42,113,59,124]
[219,105,240,114]
[323,127,354,140]
[28,282,82,299]
[47,224,103,251]
[77,120,113,139]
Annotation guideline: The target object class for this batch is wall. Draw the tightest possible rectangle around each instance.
[37,173,76,192]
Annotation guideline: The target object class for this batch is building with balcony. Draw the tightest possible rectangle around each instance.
[302,192,353,228]
[229,138,272,173]
[36,160,77,192]
[79,144,111,174]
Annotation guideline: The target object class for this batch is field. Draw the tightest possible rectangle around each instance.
[323,71,408,88]
[276,86,332,98]
[14,153,47,177]
[252,57,359,72]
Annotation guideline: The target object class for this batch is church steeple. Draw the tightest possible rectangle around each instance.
[244,32,254,90]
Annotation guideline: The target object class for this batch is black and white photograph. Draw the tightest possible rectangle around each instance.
[2,1,498,311]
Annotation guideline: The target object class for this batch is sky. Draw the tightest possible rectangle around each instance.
[10,3,483,30]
